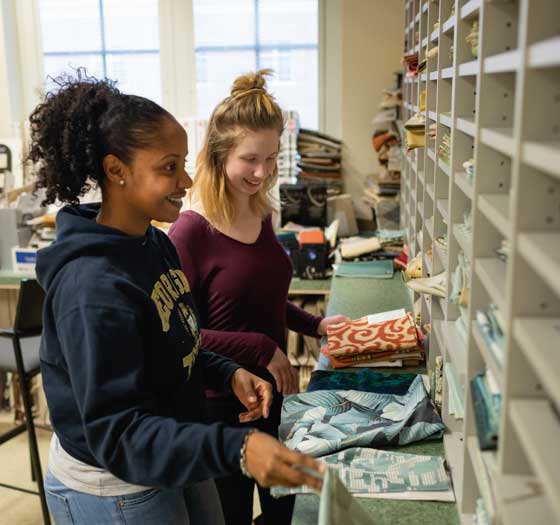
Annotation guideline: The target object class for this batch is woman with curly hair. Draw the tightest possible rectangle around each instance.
[168,70,346,525]
[30,71,323,525]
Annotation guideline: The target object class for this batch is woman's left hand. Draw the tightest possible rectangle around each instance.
[231,369,274,423]
[317,315,349,336]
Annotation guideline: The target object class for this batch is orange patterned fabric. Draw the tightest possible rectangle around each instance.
[321,345,424,369]
[326,313,419,356]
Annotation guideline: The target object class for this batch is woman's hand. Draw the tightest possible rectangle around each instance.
[317,314,349,336]
[265,348,299,396]
[230,369,273,423]
[245,431,324,491]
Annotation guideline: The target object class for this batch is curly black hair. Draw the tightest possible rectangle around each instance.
[28,69,174,205]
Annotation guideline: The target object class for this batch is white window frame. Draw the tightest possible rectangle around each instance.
[2,0,328,134]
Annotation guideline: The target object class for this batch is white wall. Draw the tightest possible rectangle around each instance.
[0,0,403,208]
[324,0,404,219]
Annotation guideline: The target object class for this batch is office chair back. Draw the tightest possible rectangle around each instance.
[14,279,45,333]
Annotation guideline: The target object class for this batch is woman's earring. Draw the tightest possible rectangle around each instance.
[119,179,125,187]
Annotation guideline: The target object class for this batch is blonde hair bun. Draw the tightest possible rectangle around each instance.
[230,69,272,98]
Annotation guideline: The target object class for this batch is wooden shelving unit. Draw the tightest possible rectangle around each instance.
[400,1,560,523]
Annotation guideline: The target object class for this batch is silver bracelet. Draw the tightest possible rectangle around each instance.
[240,428,258,478]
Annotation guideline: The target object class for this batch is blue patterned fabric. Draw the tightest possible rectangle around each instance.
[279,376,444,457]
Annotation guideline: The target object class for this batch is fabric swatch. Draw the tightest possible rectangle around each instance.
[272,447,453,502]
[279,376,445,457]
[307,369,417,395]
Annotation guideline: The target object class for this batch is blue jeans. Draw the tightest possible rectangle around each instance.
[45,470,225,525]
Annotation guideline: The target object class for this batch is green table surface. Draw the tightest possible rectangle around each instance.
[0,270,33,287]
[288,277,331,294]
[292,273,459,525]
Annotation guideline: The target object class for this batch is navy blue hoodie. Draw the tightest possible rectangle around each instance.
[37,204,251,488]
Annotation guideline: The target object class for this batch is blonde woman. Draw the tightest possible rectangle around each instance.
[169,70,346,525]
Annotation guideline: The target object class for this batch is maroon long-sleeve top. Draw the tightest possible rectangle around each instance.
[168,211,322,390]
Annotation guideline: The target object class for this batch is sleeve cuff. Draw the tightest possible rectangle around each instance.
[256,334,277,368]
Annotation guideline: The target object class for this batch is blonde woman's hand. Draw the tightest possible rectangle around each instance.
[265,348,299,396]
[317,314,349,336]
[244,431,324,490]
[230,369,273,423]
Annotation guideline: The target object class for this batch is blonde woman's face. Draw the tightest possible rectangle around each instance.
[224,128,279,198]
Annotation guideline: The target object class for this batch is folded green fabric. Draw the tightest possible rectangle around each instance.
[333,260,394,279]
[470,374,500,450]
[307,369,416,394]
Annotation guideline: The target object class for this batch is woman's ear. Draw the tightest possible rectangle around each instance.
[102,154,128,186]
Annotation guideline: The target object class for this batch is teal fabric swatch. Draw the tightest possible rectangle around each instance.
[279,376,445,457]
[272,447,451,499]
[334,260,395,279]
[307,369,417,395]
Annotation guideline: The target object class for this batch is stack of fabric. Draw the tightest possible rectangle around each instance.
[438,130,451,164]
[277,110,300,181]
[475,304,505,367]
[470,371,501,450]
[402,53,419,77]
[466,21,479,58]
[297,129,342,184]
[368,83,404,227]
[336,230,405,263]
[428,122,437,141]
[379,88,402,110]
[404,270,447,298]
[404,114,426,151]
[320,310,425,369]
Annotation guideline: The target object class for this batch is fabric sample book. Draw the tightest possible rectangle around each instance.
[279,376,444,457]
[318,468,374,525]
[272,447,454,502]
[322,311,424,368]
[333,259,394,279]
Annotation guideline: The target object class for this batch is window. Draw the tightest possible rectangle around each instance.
[193,0,319,128]
[39,0,161,103]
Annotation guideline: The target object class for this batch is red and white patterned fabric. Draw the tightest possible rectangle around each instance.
[326,313,419,355]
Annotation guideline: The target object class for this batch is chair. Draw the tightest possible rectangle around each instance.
[0,279,50,524]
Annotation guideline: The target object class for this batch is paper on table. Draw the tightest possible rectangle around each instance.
[318,469,374,525]
[366,308,406,324]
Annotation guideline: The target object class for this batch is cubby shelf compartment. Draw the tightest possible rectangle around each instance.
[472,321,503,392]
[457,117,476,137]
[514,317,560,409]
[517,232,560,298]
[480,128,515,157]
[453,223,472,256]
[510,400,560,517]
[528,36,560,69]
[454,172,473,199]
[460,0,481,20]
[521,141,560,181]
[478,194,510,238]
[475,258,507,313]
[459,60,478,76]
[442,14,456,35]
[434,319,467,385]
[484,50,521,74]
